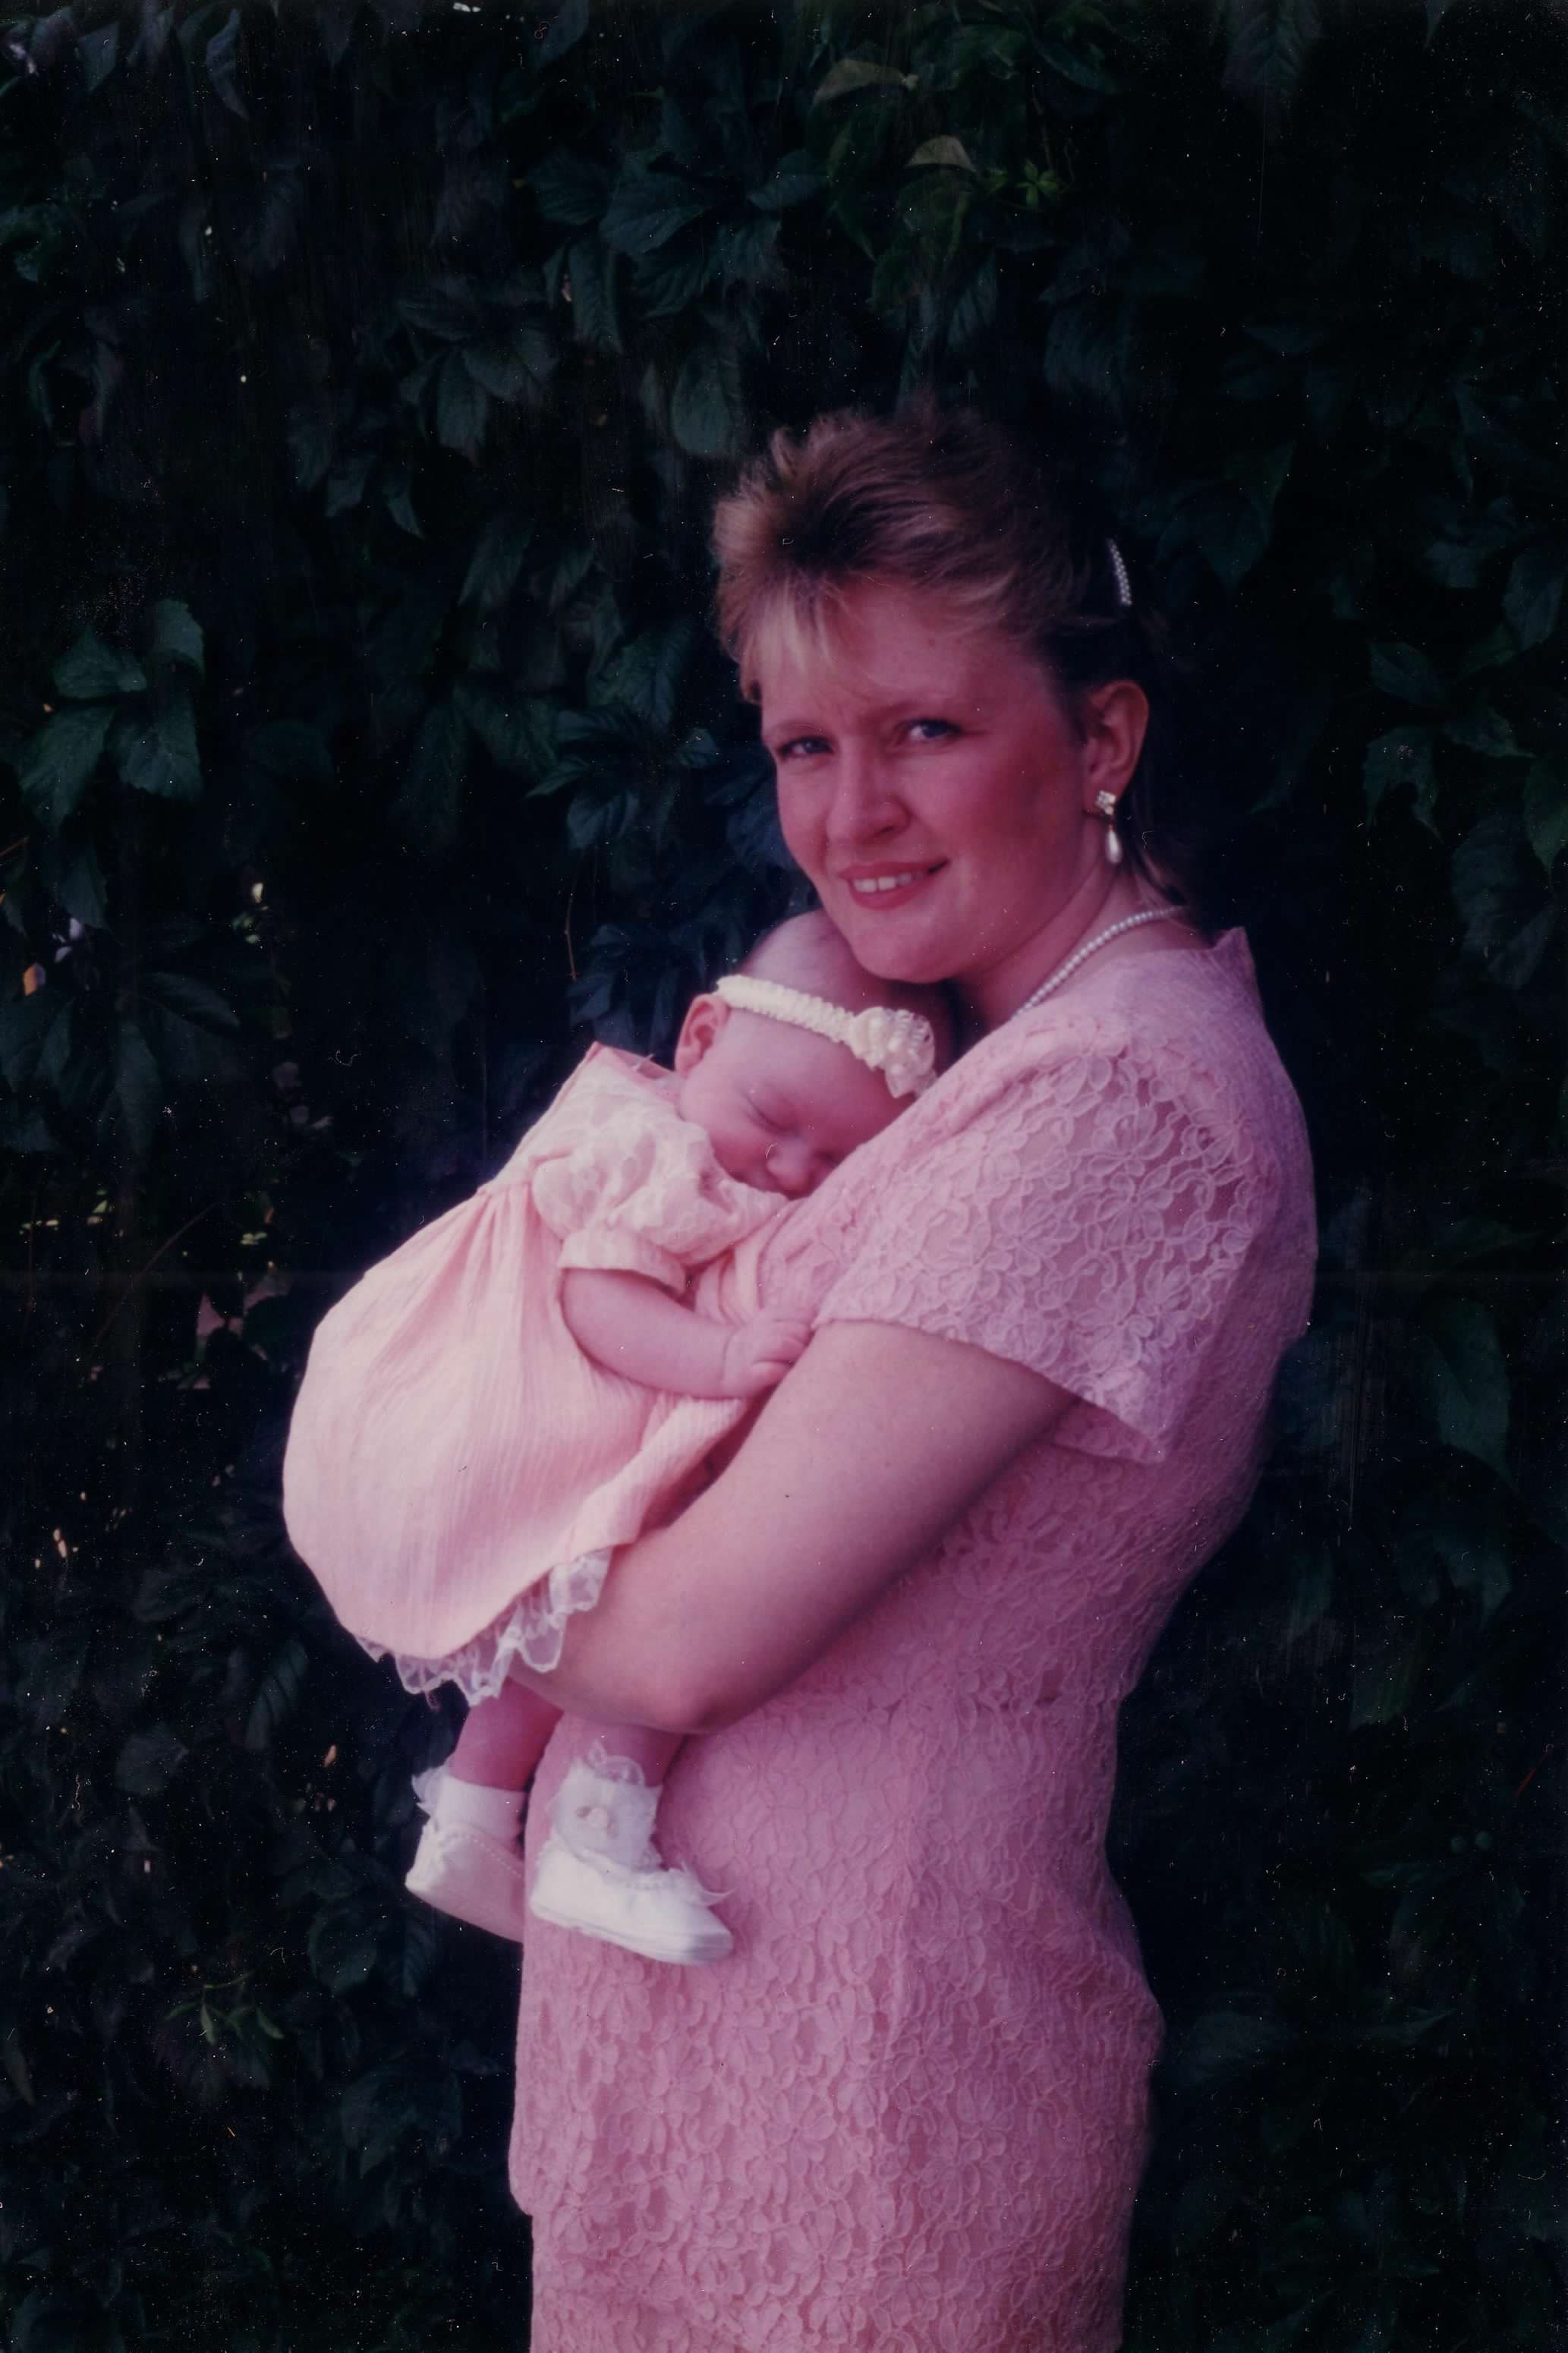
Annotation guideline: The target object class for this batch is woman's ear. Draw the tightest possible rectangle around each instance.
[672,994,729,1076]
[1078,680,1150,806]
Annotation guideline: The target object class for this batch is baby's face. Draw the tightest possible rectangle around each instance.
[675,1007,908,1197]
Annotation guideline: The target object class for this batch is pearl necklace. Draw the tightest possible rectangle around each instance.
[1015,905,1183,1016]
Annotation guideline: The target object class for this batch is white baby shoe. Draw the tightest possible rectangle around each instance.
[404,1768,531,1943]
[527,1753,732,1966]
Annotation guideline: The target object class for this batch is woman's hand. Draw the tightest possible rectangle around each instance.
[515,1318,1072,1734]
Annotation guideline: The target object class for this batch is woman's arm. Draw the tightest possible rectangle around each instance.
[560,1268,811,1399]
[513,1318,1072,1735]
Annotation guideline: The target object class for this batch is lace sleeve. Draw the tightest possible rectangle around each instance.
[533,1098,776,1295]
[817,1038,1277,1462]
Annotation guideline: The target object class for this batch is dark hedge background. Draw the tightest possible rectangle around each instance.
[0,2,1563,2347]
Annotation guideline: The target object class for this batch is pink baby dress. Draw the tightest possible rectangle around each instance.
[510,931,1317,2352]
[282,1045,782,1694]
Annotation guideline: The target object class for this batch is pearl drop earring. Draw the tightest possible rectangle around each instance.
[1094,788,1123,867]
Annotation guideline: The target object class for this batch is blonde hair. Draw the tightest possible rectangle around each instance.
[713,397,1122,697]
[712,398,1193,901]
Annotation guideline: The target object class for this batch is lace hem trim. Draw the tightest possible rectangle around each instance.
[362,1550,613,1705]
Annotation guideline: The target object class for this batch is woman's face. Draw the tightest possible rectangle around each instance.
[755,580,1137,1028]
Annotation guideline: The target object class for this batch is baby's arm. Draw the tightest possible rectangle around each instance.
[561,1268,810,1401]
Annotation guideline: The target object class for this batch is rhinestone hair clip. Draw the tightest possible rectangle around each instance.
[1106,536,1132,610]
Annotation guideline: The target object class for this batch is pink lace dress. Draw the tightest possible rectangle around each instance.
[511,931,1316,2352]
[282,1047,781,1693]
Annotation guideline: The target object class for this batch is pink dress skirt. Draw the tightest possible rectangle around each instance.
[282,1046,781,1696]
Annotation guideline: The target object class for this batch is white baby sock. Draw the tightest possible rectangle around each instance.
[420,1768,524,1841]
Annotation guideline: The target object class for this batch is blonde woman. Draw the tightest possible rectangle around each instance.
[499,402,1315,2351]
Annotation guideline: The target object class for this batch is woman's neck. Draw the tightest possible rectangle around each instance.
[957,870,1163,1041]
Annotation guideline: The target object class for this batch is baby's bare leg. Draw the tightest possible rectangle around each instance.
[583,1718,683,1784]
[448,1678,561,1790]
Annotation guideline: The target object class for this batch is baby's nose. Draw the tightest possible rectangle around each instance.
[765,1141,817,1197]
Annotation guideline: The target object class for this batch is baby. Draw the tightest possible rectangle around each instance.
[282,914,952,1964]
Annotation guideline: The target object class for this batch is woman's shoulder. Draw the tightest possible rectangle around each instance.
[876,927,1308,1198]
[950,929,1283,1102]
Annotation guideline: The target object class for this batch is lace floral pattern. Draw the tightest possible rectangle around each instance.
[512,934,1317,2353]
[364,1550,612,1704]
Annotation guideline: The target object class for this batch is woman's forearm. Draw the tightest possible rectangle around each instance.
[506,1321,1071,1736]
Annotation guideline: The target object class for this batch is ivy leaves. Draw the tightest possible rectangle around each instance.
[18,603,206,827]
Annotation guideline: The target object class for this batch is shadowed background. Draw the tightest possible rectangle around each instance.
[0,2,1563,2346]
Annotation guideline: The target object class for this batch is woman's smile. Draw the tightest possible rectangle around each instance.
[841,861,946,906]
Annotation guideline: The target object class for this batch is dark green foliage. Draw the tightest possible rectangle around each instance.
[0,2,1562,2345]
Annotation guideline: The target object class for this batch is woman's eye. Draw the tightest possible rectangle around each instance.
[905,717,956,744]
[774,735,830,762]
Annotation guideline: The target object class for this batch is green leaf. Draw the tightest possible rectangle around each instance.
[565,235,622,355]
[398,288,479,342]
[1522,761,1568,872]
[670,341,747,460]
[1220,0,1326,118]
[1443,704,1519,758]
[205,8,247,118]
[462,322,556,405]
[1170,2008,1290,2092]
[393,700,468,852]
[1431,1520,1511,1620]
[453,679,556,776]
[150,599,205,678]
[115,1722,188,1797]
[112,687,202,800]
[527,150,609,228]
[0,990,68,1092]
[536,0,589,67]
[115,1019,165,1156]
[383,468,422,537]
[1503,539,1566,649]
[308,1908,382,1995]
[140,972,239,1032]
[1363,727,1436,824]
[286,395,336,490]
[244,1638,308,1751]
[748,151,823,212]
[811,58,915,104]
[597,618,696,732]
[18,704,114,827]
[79,21,120,91]
[55,842,106,929]
[1371,641,1446,707]
[1451,811,1546,967]
[435,350,489,461]
[460,509,534,613]
[1420,1296,1510,1476]
[601,157,716,258]
[908,137,976,172]
[52,629,146,701]
[324,449,374,517]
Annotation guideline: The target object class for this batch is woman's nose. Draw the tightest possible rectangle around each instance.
[826,745,901,845]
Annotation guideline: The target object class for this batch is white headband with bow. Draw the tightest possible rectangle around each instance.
[713,976,938,1100]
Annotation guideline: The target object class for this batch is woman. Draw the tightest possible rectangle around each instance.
[504,404,1316,2350]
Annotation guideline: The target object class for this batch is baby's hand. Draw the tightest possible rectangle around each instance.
[719,1310,813,1397]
